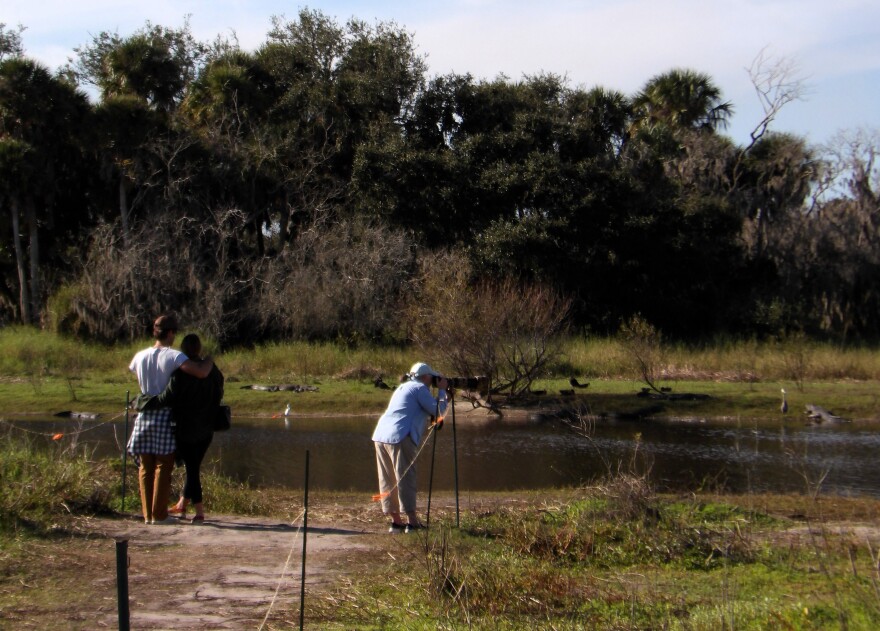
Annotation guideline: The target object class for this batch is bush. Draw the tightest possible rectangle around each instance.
[252,219,415,342]
[407,250,572,396]
[68,213,417,345]
[67,212,246,344]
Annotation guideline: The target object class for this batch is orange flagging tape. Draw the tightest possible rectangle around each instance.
[52,433,64,440]
[371,492,390,502]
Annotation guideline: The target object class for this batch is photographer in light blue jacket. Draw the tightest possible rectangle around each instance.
[372,362,448,533]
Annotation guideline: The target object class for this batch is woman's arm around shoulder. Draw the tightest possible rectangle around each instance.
[179,356,214,379]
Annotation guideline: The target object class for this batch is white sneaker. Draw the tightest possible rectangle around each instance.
[388,522,406,534]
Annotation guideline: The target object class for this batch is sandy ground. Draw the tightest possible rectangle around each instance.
[87,512,375,630]
[4,493,472,630]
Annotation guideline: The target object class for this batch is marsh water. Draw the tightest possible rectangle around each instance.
[10,412,880,498]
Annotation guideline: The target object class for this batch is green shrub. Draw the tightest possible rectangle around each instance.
[0,428,115,533]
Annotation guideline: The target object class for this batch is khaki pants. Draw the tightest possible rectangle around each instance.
[374,439,418,515]
[138,453,175,522]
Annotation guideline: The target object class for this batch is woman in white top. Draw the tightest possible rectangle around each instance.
[127,314,213,524]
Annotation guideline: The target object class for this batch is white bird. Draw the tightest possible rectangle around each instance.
[273,403,292,420]
[780,389,788,414]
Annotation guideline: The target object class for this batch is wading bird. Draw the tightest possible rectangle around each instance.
[780,389,788,414]
[272,403,292,420]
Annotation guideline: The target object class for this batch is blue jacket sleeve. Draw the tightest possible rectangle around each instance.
[417,385,447,417]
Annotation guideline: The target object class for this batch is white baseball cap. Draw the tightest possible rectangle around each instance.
[409,362,440,379]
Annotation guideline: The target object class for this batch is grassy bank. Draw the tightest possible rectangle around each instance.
[304,486,880,630]
[1,327,878,420]
[0,425,281,534]
[2,433,880,629]
[3,327,880,382]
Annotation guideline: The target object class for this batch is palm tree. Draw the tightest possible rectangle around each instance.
[93,95,163,244]
[631,69,732,135]
[0,137,31,321]
[73,23,205,242]
[73,21,205,113]
[562,86,631,158]
[0,57,90,323]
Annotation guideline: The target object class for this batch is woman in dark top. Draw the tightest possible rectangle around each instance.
[142,333,224,523]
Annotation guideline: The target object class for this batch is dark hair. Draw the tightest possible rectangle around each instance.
[180,333,201,359]
[152,314,179,340]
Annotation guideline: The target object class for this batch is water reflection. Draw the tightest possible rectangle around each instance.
[8,415,880,497]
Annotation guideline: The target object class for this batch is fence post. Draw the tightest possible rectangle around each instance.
[299,450,309,631]
[116,538,130,631]
[121,391,130,514]
[451,397,460,528]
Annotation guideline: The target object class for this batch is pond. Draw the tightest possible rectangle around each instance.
[8,412,880,498]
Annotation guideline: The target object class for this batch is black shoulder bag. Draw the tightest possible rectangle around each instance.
[214,404,231,431]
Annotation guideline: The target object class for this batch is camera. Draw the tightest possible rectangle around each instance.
[431,375,487,391]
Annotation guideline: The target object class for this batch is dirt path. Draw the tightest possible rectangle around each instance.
[92,513,375,630]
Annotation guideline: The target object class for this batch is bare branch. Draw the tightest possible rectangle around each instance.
[746,47,808,149]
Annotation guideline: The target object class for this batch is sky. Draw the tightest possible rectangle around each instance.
[5,0,880,148]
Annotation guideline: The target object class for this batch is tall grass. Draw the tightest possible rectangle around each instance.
[218,340,412,381]
[0,423,296,536]
[1,326,877,383]
[0,325,136,377]
[557,335,880,382]
[0,425,116,533]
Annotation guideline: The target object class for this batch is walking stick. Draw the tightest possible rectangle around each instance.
[121,390,130,514]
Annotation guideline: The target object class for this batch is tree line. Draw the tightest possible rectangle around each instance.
[1,11,878,347]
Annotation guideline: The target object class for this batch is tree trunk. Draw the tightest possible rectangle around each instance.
[278,191,289,252]
[10,199,32,323]
[25,200,40,324]
[119,177,130,247]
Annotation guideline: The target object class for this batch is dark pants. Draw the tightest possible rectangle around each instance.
[177,436,212,504]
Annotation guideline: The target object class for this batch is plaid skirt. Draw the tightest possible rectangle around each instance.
[127,408,176,457]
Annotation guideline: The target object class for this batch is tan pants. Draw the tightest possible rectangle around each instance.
[374,439,418,515]
[138,453,175,522]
